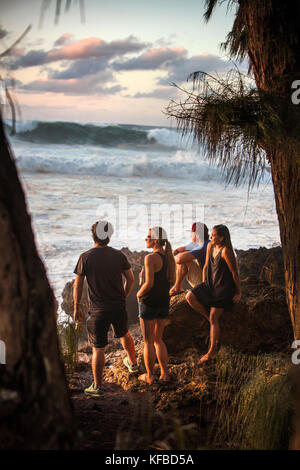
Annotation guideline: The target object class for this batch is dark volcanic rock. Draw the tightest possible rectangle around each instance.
[236,246,284,286]
[164,280,292,354]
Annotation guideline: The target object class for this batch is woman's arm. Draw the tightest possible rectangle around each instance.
[173,245,188,256]
[137,254,155,300]
[222,247,241,303]
[202,242,212,282]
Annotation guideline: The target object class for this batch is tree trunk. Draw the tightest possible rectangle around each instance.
[0,118,75,449]
[270,147,300,450]
[269,148,300,341]
[244,1,300,448]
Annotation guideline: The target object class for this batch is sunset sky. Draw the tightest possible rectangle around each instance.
[1,0,239,125]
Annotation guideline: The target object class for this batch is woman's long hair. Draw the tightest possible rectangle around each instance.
[213,224,237,261]
[149,226,176,283]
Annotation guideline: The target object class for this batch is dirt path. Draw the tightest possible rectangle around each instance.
[68,343,210,450]
[69,367,147,450]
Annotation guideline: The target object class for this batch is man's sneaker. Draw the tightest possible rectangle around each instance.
[84,382,104,396]
[123,356,138,374]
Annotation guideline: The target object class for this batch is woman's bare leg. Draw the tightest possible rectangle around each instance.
[185,291,210,322]
[139,318,156,383]
[154,319,169,381]
[207,307,223,359]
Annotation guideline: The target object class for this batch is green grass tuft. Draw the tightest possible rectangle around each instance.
[210,347,293,449]
[58,319,82,372]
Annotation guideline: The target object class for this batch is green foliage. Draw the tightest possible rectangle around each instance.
[58,319,82,372]
[210,347,293,449]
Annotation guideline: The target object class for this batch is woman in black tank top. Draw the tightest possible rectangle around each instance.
[137,226,176,384]
[186,225,241,365]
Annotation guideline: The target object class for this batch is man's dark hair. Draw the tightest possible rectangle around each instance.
[192,222,209,242]
[91,220,114,246]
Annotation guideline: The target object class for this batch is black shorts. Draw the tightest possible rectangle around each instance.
[192,283,234,310]
[86,308,128,348]
[138,302,169,320]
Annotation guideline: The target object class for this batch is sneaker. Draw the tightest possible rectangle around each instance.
[123,356,138,374]
[84,382,104,396]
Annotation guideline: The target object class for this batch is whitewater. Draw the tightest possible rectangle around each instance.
[7,120,280,315]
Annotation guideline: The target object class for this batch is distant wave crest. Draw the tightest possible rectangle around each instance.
[6,120,185,148]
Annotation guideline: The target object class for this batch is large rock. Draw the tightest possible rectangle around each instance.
[164,279,293,354]
[236,246,284,286]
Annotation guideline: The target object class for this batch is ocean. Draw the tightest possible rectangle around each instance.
[6,120,280,315]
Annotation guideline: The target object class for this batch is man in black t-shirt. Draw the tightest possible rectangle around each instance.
[73,220,138,396]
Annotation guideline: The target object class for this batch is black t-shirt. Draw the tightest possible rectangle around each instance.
[74,246,131,312]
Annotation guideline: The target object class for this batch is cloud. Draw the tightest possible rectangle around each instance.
[18,71,124,96]
[113,46,187,71]
[8,32,238,103]
[8,47,26,57]
[53,33,74,47]
[9,35,149,69]
[158,53,232,85]
[133,86,179,100]
[50,57,109,79]
[9,49,48,68]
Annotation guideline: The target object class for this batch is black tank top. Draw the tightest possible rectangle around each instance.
[142,253,170,308]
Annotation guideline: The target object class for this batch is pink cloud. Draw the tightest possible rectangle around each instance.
[11,35,148,69]
[49,37,104,61]
[142,46,186,60]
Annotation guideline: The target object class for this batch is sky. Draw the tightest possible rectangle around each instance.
[0,0,238,126]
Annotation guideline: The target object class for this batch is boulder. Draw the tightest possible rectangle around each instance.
[164,279,293,354]
[235,246,284,286]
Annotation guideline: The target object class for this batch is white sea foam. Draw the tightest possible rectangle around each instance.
[147,127,195,149]
[14,142,226,182]
[5,119,39,133]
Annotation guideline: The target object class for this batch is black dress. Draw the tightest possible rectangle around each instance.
[192,246,236,310]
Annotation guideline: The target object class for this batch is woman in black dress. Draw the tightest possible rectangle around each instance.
[186,224,241,365]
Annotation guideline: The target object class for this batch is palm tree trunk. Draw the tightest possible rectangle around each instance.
[0,118,75,449]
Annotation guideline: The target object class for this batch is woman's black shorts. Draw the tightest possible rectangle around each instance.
[192,282,234,310]
[138,302,169,320]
